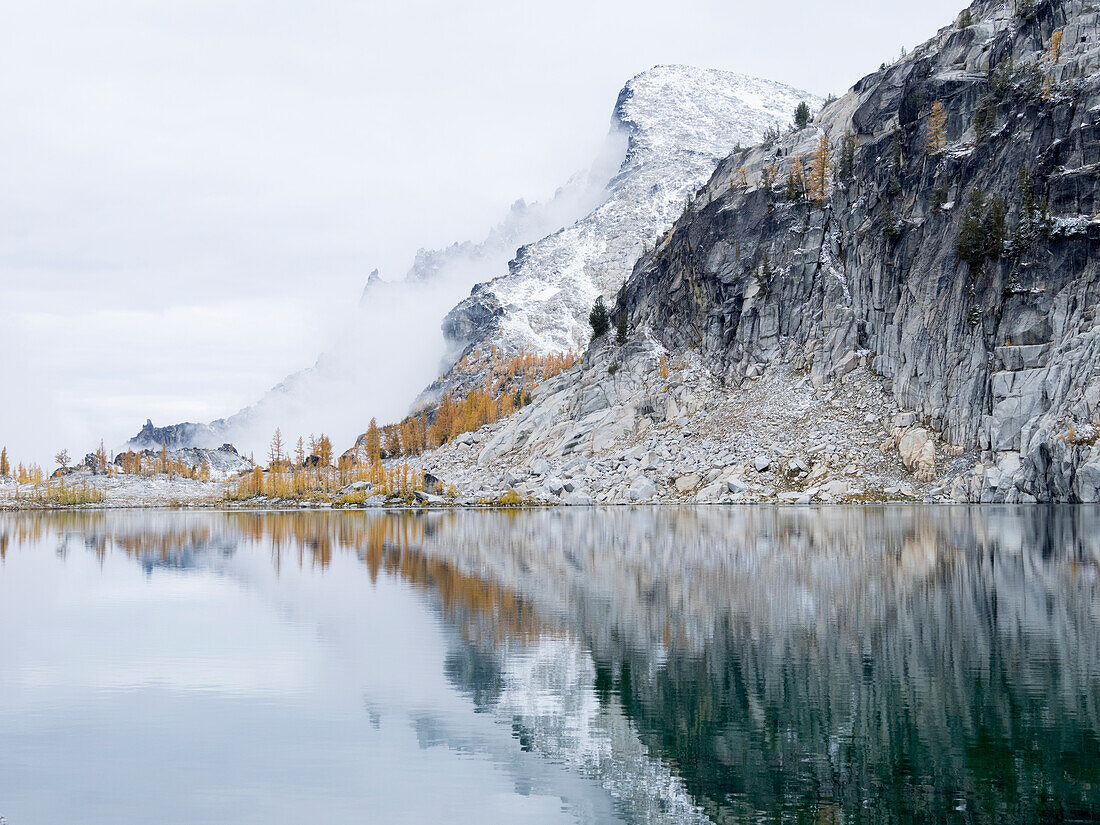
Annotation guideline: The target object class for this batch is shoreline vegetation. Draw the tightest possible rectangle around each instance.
[0,348,582,511]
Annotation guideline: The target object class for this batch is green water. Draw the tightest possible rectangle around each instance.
[0,506,1097,823]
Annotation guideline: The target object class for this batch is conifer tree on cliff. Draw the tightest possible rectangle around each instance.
[794,101,811,129]
[589,296,610,340]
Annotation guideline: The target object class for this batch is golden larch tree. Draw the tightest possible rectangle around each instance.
[810,134,831,204]
[761,164,778,191]
[95,440,109,473]
[364,418,381,464]
[927,100,947,153]
[317,434,333,468]
[268,428,284,471]
[1049,29,1063,63]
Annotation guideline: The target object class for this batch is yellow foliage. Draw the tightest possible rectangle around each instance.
[496,489,523,506]
[369,347,578,457]
[810,134,830,204]
[791,156,805,187]
[926,100,947,153]
[17,463,44,484]
[1049,29,1063,64]
[19,479,105,506]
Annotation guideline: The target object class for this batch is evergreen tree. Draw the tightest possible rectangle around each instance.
[888,173,902,200]
[794,101,811,129]
[931,180,950,212]
[1038,196,1054,239]
[957,188,988,267]
[1018,164,1035,220]
[615,312,628,345]
[0,447,8,478]
[589,296,610,340]
[974,98,996,140]
[882,201,901,242]
[786,157,806,202]
[837,131,856,184]
[987,196,1007,258]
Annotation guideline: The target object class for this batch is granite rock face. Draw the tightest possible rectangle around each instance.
[619,0,1100,501]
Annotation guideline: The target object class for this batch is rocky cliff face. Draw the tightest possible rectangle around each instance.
[442,65,820,360]
[616,0,1100,502]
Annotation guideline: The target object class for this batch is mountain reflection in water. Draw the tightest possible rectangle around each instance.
[1,506,1097,824]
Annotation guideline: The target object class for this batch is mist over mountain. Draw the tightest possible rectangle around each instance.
[132,65,817,455]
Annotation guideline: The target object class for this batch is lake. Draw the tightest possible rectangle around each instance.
[0,507,1098,824]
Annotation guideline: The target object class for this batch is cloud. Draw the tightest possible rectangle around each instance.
[0,0,964,465]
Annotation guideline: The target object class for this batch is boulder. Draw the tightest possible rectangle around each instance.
[339,481,373,495]
[1075,456,1100,502]
[628,477,657,501]
[896,427,936,482]
[675,473,701,493]
[726,477,749,494]
[562,491,594,506]
[695,482,725,503]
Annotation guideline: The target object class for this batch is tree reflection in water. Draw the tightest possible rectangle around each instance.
[3,505,1098,823]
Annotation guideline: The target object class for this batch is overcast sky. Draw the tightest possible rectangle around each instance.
[0,0,963,465]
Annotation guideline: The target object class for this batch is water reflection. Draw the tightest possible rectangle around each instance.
[1,506,1098,824]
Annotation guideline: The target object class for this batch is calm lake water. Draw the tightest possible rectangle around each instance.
[0,507,1098,824]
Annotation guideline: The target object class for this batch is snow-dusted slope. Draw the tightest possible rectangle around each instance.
[443,65,821,356]
[128,65,817,455]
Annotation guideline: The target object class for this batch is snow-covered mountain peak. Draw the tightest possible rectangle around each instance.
[443,65,821,359]
[613,64,810,164]
[128,65,819,454]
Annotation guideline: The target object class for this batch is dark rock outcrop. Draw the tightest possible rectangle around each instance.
[619,0,1100,501]
[130,419,220,450]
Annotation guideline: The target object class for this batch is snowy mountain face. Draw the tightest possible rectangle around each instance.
[128,65,816,455]
[442,65,822,359]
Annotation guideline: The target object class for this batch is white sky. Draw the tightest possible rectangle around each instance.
[0,0,964,465]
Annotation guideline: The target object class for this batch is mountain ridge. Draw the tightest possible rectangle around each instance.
[130,65,819,453]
